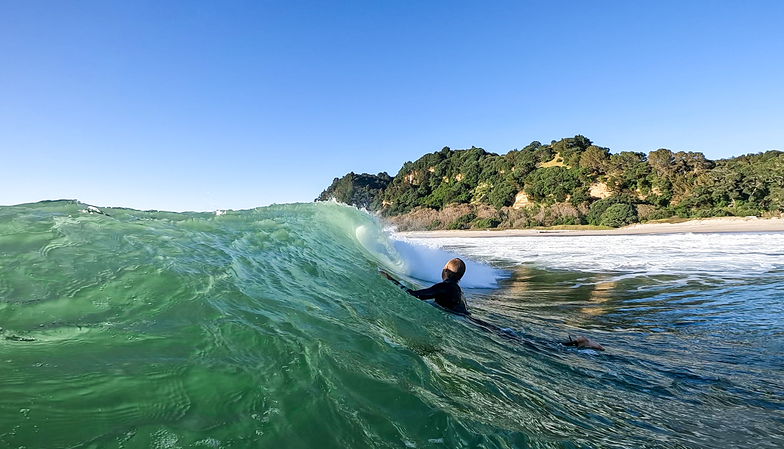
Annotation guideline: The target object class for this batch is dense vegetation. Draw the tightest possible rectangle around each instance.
[316,136,784,230]
[316,172,392,211]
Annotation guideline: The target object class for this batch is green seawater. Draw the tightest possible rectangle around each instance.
[1,200,783,448]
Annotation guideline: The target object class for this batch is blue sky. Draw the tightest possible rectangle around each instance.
[2,1,782,211]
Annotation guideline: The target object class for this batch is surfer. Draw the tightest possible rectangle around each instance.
[380,259,605,351]
[379,258,470,315]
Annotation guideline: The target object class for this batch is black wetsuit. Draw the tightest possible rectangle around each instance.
[385,273,541,351]
[406,279,470,315]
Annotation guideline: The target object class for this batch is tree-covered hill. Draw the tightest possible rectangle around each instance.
[316,172,392,211]
[316,136,784,230]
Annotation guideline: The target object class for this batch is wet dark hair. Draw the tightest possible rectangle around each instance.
[441,258,466,282]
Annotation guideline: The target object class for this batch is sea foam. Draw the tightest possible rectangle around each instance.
[355,223,502,288]
[402,232,784,278]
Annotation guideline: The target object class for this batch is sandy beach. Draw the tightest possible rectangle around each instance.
[398,216,784,238]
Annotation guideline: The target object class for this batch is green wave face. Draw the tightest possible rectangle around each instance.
[0,201,523,448]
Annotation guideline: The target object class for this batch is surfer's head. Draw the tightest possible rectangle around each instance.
[442,258,466,282]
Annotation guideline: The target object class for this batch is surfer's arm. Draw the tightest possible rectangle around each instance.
[405,285,440,300]
[379,270,414,293]
[379,270,440,299]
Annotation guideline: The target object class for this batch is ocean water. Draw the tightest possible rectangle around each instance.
[1,201,783,448]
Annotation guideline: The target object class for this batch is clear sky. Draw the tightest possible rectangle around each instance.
[2,1,782,212]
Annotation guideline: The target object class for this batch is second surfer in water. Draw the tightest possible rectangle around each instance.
[380,258,605,351]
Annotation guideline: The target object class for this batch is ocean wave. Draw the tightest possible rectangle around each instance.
[2,201,783,448]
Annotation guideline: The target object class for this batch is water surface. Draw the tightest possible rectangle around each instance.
[1,201,782,448]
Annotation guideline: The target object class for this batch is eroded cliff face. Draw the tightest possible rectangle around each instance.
[512,191,532,209]
[589,182,612,199]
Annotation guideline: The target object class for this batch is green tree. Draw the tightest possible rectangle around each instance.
[524,166,583,204]
[607,152,649,193]
[647,148,675,178]
[587,195,638,226]
[488,180,517,208]
[579,145,611,175]
[600,203,638,227]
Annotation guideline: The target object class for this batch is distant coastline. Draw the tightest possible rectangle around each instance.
[318,136,784,233]
[396,216,784,238]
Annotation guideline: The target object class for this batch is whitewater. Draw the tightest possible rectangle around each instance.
[1,200,783,448]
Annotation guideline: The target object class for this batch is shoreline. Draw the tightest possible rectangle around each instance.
[397,216,784,238]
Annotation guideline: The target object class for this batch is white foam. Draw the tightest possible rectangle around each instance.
[400,233,784,278]
[389,238,502,288]
[355,224,503,288]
